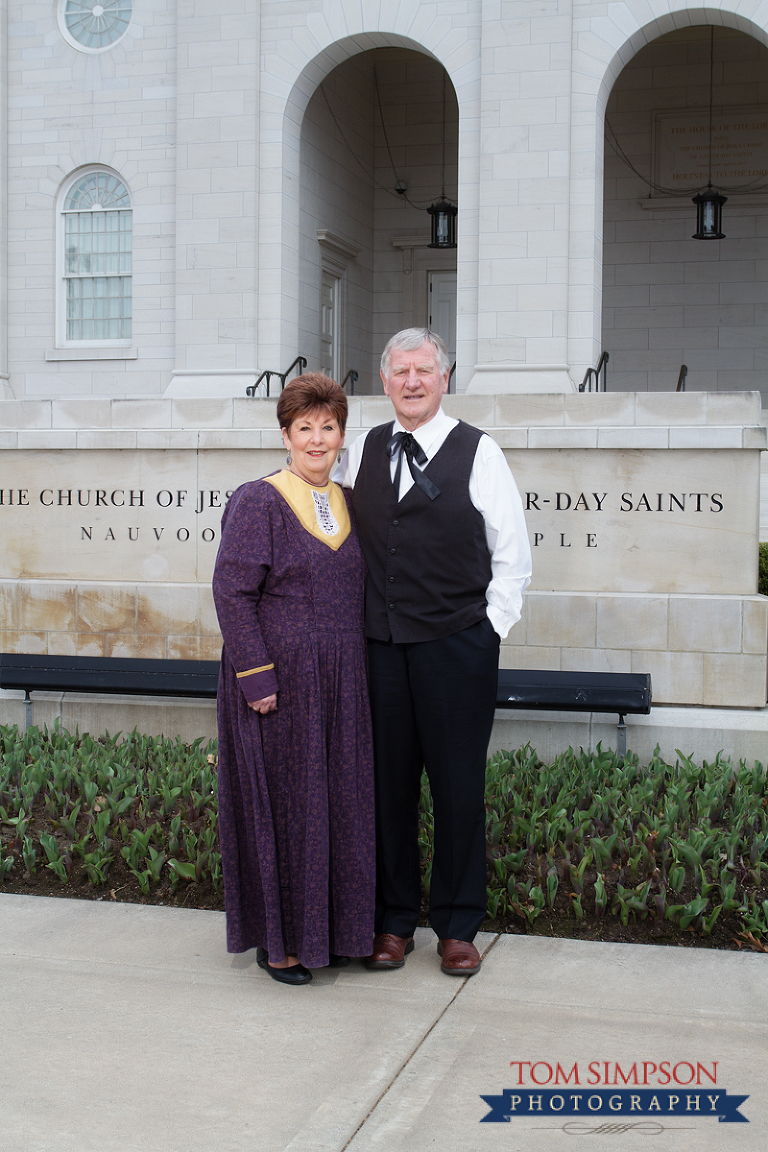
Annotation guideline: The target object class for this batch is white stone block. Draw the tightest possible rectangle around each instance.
[232,399,281,429]
[136,431,199,450]
[496,395,565,427]
[562,393,635,426]
[196,431,261,450]
[596,427,669,449]
[491,428,529,448]
[528,427,598,448]
[171,400,234,428]
[500,645,561,671]
[668,596,744,654]
[112,401,173,429]
[441,394,496,425]
[0,402,51,429]
[76,431,138,450]
[597,595,669,651]
[632,650,704,707]
[634,393,707,425]
[17,431,78,449]
[743,597,768,654]
[560,647,633,673]
[668,426,743,449]
[359,398,395,428]
[526,592,597,649]
[706,392,762,425]
[703,653,768,708]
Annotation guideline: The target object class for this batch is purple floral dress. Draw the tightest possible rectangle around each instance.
[212,478,375,966]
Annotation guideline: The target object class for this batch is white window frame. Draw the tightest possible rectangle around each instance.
[56,166,133,351]
[57,1,132,55]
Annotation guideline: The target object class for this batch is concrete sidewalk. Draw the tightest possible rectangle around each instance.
[0,894,765,1152]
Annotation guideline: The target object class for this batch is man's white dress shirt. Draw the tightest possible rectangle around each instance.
[334,408,532,639]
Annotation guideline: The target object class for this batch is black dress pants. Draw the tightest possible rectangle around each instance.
[367,616,500,942]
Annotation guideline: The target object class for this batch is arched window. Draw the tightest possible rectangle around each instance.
[60,170,132,343]
[58,2,132,53]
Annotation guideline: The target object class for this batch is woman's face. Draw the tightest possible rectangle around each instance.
[282,407,345,485]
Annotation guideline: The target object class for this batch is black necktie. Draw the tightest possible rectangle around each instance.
[386,431,440,501]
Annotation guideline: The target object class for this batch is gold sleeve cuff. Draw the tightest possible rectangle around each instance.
[236,663,275,678]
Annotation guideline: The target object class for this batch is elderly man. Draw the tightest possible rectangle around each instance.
[336,328,531,976]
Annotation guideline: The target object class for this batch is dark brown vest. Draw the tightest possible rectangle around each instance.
[351,420,492,642]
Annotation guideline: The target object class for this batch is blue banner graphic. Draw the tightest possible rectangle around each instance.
[480,1088,749,1124]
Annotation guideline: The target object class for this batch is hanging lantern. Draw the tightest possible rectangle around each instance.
[692,188,726,240]
[427,198,457,249]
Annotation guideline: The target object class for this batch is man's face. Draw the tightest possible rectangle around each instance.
[381,341,449,431]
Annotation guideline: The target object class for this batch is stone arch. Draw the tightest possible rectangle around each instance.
[597,6,768,115]
[257,30,478,383]
[567,3,768,379]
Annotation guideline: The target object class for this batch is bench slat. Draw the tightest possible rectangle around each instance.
[0,653,220,699]
[496,669,651,716]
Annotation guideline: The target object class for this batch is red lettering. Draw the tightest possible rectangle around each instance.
[555,1063,580,1085]
[697,1062,717,1086]
[509,1062,531,1085]
[673,1062,695,1086]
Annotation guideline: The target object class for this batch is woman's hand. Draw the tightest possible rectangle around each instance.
[249,694,277,714]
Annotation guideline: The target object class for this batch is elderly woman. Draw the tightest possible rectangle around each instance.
[212,374,374,985]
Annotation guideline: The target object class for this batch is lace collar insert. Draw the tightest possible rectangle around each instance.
[262,470,351,550]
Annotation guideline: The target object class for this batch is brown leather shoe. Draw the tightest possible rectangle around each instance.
[365,933,414,969]
[437,939,481,976]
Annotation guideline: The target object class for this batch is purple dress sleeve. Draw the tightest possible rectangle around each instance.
[212,481,279,703]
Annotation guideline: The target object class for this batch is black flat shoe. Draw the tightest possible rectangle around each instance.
[328,954,350,967]
[256,947,312,985]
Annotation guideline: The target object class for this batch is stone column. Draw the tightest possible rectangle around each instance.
[467,0,575,394]
[168,0,260,398]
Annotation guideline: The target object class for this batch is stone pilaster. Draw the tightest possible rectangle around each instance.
[170,0,261,397]
[468,0,575,394]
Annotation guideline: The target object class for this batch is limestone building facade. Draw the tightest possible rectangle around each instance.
[0,1,766,402]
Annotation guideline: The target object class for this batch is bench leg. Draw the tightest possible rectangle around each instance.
[616,714,626,758]
[24,691,33,733]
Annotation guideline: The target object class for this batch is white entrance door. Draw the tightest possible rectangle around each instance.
[428,271,457,370]
[320,271,340,379]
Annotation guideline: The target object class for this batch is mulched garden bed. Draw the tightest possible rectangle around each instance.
[3,863,762,953]
[2,726,767,954]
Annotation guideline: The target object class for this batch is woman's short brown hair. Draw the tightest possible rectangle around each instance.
[276,373,348,433]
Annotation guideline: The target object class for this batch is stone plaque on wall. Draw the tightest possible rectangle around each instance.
[0,450,284,585]
[0,445,758,596]
[654,107,768,188]
[505,448,758,596]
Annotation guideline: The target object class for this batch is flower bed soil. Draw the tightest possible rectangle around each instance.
[2,821,764,954]
[2,728,767,955]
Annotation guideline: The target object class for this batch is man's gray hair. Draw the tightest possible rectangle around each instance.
[380,328,451,379]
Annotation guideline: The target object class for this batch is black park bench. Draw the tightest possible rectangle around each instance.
[1,653,651,754]
[0,653,220,732]
[496,669,652,756]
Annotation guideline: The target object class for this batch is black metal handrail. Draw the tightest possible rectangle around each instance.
[448,361,457,393]
[579,350,609,393]
[246,356,307,397]
[676,364,688,392]
[341,369,358,395]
